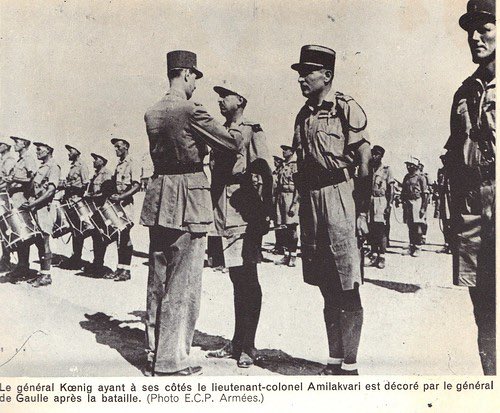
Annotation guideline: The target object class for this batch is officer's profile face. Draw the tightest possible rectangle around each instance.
[297,67,332,98]
[467,19,496,64]
[184,69,197,99]
[68,149,78,161]
[94,158,104,169]
[218,94,241,116]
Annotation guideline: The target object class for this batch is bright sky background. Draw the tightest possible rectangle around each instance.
[0,0,477,180]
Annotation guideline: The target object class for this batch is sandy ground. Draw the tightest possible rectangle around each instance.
[0,194,482,376]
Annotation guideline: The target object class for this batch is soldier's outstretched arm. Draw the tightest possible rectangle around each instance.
[190,103,242,154]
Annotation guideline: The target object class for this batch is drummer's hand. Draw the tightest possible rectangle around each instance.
[109,194,121,202]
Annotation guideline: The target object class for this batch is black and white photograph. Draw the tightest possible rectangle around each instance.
[0,0,497,411]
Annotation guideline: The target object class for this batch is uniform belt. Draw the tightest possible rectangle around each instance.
[298,166,354,190]
[154,162,204,175]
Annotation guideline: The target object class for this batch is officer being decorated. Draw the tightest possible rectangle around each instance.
[290,45,371,375]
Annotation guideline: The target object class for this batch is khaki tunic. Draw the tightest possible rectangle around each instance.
[140,88,242,233]
[293,90,368,289]
[401,173,428,224]
[65,158,89,202]
[211,118,270,267]
[29,158,61,234]
[9,151,38,208]
[445,72,495,287]
[275,160,299,225]
[114,155,141,220]
[370,164,394,223]
[88,167,113,207]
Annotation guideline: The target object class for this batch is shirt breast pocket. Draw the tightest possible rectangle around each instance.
[184,174,213,224]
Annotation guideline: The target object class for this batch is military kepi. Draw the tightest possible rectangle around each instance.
[291,45,336,72]
[459,0,495,30]
[10,136,30,145]
[167,50,203,79]
[280,145,295,152]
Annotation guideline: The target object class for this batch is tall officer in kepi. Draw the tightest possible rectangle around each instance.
[206,82,272,368]
[0,140,16,271]
[21,142,61,287]
[5,136,38,279]
[290,45,371,375]
[59,144,90,270]
[444,0,496,375]
[140,50,241,376]
[83,153,113,277]
[274,144,299,267]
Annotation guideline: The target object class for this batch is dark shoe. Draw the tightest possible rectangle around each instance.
[154,366,202,376]
[114,269,131,282]
[319,364,343,375]
[340,367,359,375]
[59,256,83,270]
[411,248,420,257]
[104,268,122,279]
[206,342,238,359]
[364,256,378,267]
[376,257,385,269]
[31,274,52,287]
[287,256,296,267]
[237,352,254,368]
[274,256,289,266]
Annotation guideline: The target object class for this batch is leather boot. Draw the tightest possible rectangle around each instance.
[339,308,363,373]
[323,307,344,360]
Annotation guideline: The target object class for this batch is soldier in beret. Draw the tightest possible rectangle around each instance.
[206,82,272,368]
[5,136,38,279]
[290,45,371,375]
[59,144,90,270]
[0,141,16,271]
[141,50,241,376]
[83,153,113,277]
[274,145,299,267]
[21,142,61,287]
[444,0,496,375]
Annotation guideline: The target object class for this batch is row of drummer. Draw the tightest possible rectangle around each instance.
[0,136,141,287]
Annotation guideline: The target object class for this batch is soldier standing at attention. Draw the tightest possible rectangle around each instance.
[444,0,495,375]
[103,138,141,282]
[274,145,299,267]
[83,153,113,277]
[5,136,37,279]
[0,141,16,271]
[290,45,371,375]
[366,145,394,269]
[140,50,241,376]
[59,145,90,270]
[401,157,428,257]
[271,155,285,255]
[206,82,272,367]
[21,142,61,287]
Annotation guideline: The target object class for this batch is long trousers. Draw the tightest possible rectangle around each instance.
[146,226,205,373]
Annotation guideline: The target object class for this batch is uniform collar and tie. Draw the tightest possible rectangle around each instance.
[71,158,82,167]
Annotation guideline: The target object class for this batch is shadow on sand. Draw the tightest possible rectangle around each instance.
[81,312,325,376]
[364,278,421,293]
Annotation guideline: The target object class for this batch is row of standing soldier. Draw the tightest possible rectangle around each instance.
[0,136,141,286]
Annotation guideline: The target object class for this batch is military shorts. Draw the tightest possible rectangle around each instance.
[299,179,361,290]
